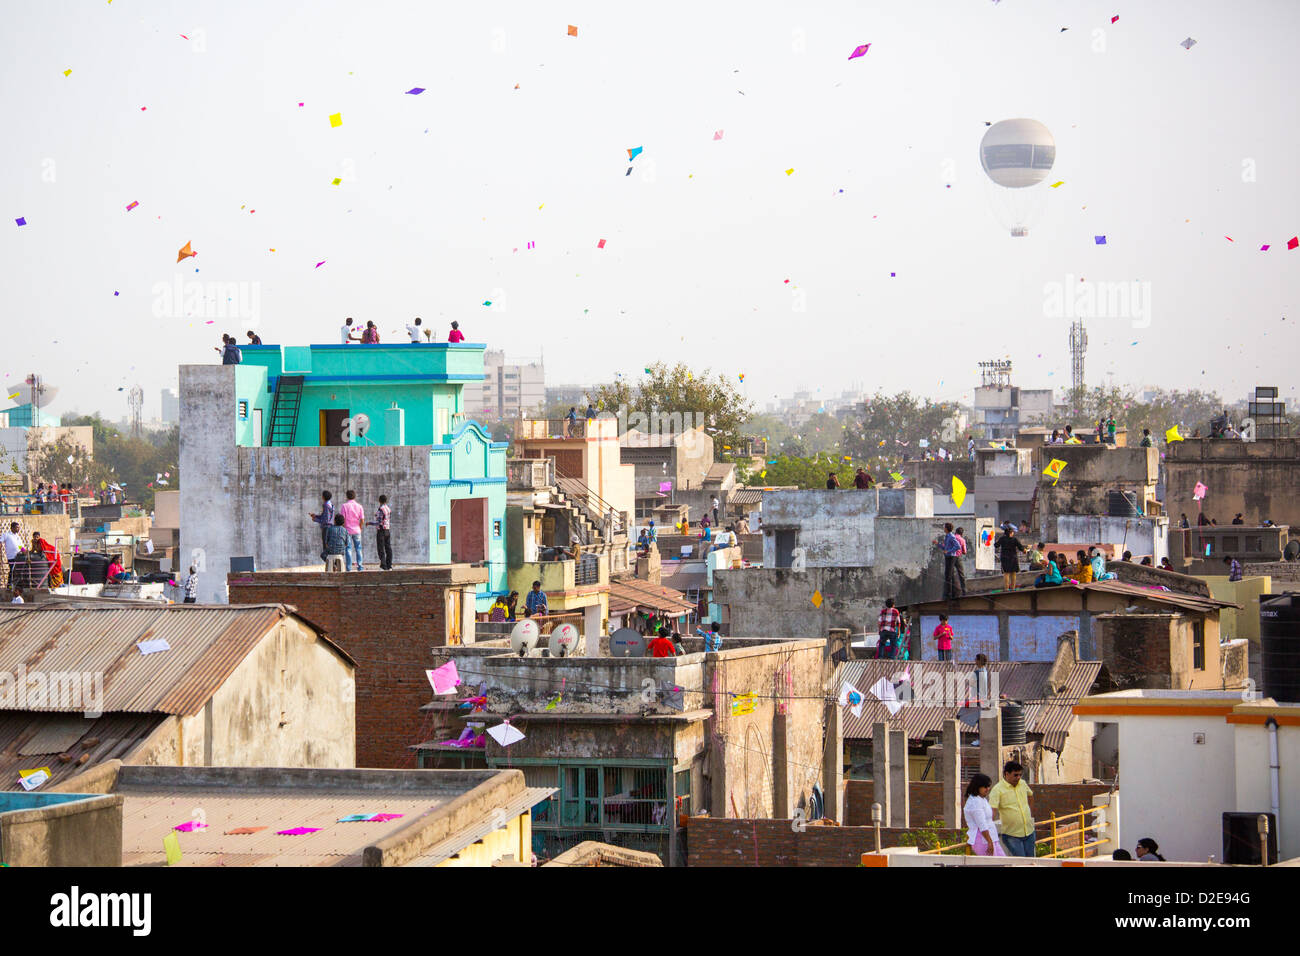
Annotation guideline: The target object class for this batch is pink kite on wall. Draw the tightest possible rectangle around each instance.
[1193,481,1208,500]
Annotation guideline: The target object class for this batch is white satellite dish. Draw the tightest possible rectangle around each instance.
[5,382,59,408]
[547,623,579,658]
[509,619,541,657]
[609,627,646,658]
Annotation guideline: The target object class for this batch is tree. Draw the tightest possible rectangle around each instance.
[586,363,754,453]
[59,413,179,510]
[738,454,857,490]
[841,392,964,461]
[29,433,111,491]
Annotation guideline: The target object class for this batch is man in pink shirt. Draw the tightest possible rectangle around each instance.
[339,489,366,571]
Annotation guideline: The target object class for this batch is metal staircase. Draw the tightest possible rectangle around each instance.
[266,375,305,446]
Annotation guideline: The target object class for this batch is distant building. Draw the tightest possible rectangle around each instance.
[463,350,544,420]
[160,388,179,424]
[972,360,1055,441]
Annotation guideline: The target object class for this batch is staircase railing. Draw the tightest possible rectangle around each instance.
[555,470,627,537]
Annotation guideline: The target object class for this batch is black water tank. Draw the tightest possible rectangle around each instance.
[1261,595,1300,703]
[1107,490,1139,517]
[73,552,111,585]
[1002,702,1027,745]
[1222,812,1277,865]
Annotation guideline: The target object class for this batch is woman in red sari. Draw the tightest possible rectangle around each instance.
[31,532,63,587]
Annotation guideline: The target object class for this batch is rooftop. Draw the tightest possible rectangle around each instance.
[906,579,1240,615]
[105,764,551,867]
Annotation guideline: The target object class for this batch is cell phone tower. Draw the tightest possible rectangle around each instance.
[1069,319,1088,394]
[128,385,144,438]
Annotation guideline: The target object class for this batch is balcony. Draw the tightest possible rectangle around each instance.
[507,457,556,491]
[515,417,619,441]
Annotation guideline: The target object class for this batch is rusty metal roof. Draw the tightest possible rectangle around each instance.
[606,579,695,616]
[0,604,351,717]
[0,711,167,791]
[906,579,1238,615]
[838,659,1106,753]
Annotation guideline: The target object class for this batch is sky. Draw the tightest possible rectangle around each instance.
[3,0,1298,421]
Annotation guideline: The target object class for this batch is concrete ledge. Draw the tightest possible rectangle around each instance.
[544,840,663,867]
[115,765,504,794]
[0,793,123,867]
[362,769,525,867]
[229,564,488,587]
[50,759,123,794]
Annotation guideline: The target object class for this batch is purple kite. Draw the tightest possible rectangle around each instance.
[848,44,870,59]
[406,87,425,95]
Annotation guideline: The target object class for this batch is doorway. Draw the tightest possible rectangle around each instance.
[320,408,350,446]
[450,498,488,564]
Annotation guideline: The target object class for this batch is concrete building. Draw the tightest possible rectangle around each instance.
[0,604,356,789]
[463,349,544,420]
[619,425,734,522]
[1074,691,1300,862]
[160,388,179,424]
[905,579,1242,677]
[179,342,508,607]
[227,565,484,769]
[1034,442,1161,533]
[0,424,93,479]
[1166,438,1300,529]
[971,362,1055,441]
[713,488,949,640]
[513,415,636,538]
[417,636,827,865]
[45,762,551,867]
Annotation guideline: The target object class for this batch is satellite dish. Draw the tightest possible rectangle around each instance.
[5,381,59,408]
[509,619,541,657]
[547,623,580,658]
[609,627,646,658]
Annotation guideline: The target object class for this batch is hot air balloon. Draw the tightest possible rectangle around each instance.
[979,118,1056,237]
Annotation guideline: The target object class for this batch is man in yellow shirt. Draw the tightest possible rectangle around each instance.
[988,760,1036,856]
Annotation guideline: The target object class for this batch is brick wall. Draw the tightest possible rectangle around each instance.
[228,569,481,769]
[844,779,1110,827]
[685,818,966,866]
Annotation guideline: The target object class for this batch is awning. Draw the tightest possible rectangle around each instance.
[607,578,696,617]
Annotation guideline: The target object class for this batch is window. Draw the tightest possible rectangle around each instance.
[1192,620,1205,670]
[437,523,448,544]
[675,769,692,819]
[237,400,249,420]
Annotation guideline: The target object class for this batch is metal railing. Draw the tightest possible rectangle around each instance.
[919,801,1111,858]
[556,471,627,538]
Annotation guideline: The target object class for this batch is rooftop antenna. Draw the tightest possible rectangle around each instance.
[128,385,144,438]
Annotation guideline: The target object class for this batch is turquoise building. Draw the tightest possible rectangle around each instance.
[228,343,508,608]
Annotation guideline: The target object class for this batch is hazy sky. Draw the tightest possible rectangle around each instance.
[3,0,1297,420]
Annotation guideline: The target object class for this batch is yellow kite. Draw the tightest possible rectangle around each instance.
[1043,458,1067,485]
[1165,425,1183,443]
[951,476,967,508]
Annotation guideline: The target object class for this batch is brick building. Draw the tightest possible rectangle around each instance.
[228,565,484,769]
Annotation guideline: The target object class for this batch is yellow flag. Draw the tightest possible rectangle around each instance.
[951,476,967,508]
[1165,425,1183,443]
[164,831,182,866]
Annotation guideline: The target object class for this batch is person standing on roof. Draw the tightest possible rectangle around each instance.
[525,579,548,616]
[447,321,465,343]
[339,490,366,571]
[994,524,1026,590]
[940,523,963,598]
[406,317,425,342]
[340,317,360,343]
[876,598,902,660]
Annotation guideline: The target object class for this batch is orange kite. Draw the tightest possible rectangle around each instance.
[177,241,196,263]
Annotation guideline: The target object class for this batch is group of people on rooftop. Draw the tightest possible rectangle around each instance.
[215,319,468,364]
[310,489,394,571]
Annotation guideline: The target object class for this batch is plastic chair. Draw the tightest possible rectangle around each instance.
[324,555,345,572]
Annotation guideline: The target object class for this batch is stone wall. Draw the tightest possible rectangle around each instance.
[1166,438,1300,529]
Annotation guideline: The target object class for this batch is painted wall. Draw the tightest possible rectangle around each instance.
[761,489,936,569]
[1114,712,1236,861]
[1166,438,1300,529]
[429,422,508,607]
[1232,721,1300,861]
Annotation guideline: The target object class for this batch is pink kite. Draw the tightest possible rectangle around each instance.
[173,821,209,832]
[426,660,460,695]
[276,827,321,836]
[848,44,870,59]
[1193,481,1208,500]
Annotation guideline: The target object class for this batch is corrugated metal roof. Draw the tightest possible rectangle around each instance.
[729,486,796,506]
[607,579,695,616]
[0,604,350,717]
[0,711,167,791]
[907,580,1238,614]
[838,660,1104,753]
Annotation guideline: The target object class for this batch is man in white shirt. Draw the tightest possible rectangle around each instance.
[406,317,425,343]
[340,317,360,344]
[711,495,720,526]
[1,522,21,562]
[11,586,23,604]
